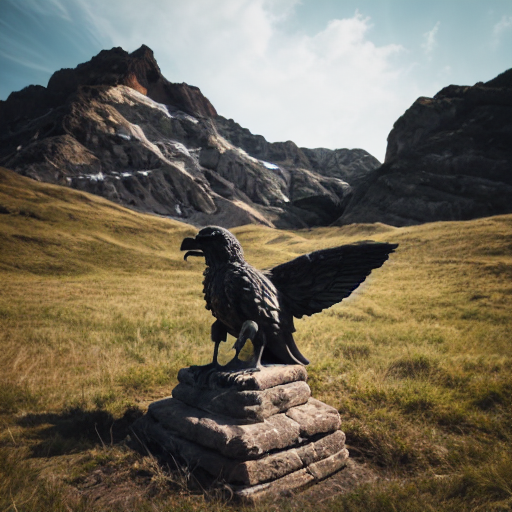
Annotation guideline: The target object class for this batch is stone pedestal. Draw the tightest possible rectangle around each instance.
[132,365,348,500]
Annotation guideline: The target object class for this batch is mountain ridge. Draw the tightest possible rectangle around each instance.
[0,45,378,229]
[1,45,510,229]
[336,68,512,226]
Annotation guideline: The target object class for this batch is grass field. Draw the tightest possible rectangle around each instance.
[1,166,511,511]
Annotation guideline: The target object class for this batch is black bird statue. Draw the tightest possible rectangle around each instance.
[181,226,397,371]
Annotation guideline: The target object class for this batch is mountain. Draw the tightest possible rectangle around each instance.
[0,45,379,229]
[336,69,512,226]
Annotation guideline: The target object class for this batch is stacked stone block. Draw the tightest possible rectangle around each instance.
[132,365,348,500]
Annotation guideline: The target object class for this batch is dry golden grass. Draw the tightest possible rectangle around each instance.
[0,167,511,511]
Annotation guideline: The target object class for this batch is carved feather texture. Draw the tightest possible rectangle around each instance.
[182,226,397,366]
[266,242,398,318]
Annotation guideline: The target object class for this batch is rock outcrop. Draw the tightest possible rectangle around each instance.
[0,45,217,127]
[336,69,512,226]
[0,46,379,229]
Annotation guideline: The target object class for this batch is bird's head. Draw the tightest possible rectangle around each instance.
[180,226,244,266]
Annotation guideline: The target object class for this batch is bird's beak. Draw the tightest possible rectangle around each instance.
[180,237,204,261]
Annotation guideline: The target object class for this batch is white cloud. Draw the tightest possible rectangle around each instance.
[18,0,72,21]
[0,15,57,74]
[0,48,54,73]
[492,14,512,48]
[421,21,440,59]
[64,0,419,160]
[493,14,512,36]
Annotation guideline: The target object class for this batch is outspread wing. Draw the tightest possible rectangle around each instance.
[266,242,398,319]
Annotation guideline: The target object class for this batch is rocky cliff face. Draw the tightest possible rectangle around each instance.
[0,46,378,229]
[337,69,512,226]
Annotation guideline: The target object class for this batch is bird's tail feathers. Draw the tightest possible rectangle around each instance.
[262,332,309,366]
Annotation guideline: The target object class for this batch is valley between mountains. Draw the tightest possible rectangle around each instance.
[1,45,510,229]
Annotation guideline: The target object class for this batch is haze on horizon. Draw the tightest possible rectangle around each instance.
[1,0,511,161]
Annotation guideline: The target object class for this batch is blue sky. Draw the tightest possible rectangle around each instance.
[1,0,511,161]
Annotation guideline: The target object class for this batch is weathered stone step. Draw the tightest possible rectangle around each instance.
[146,396,341,460]
[134,418,346,486]
[232,448,349,501]
[172,380,311,421]
[177,364,308,391]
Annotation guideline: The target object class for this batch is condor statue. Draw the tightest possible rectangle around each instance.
[181,226,397,371]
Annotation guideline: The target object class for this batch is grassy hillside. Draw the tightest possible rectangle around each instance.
[1,167,511,511]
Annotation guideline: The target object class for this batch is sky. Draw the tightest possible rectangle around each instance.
[0,0,511,161]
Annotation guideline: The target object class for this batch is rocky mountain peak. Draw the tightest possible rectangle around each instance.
[0,45,217,137]
[484,67,512,88]
[337,69,512,227]
[0,45,379,229]
[2,45,509,229]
